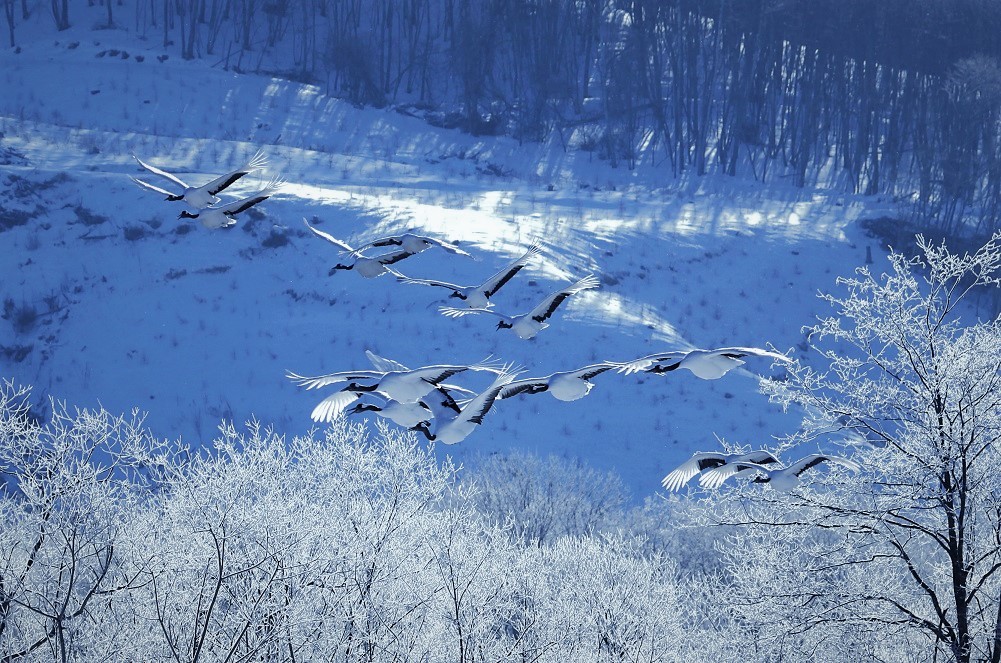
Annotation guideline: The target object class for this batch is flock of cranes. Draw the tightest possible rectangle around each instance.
[129,151,862,490]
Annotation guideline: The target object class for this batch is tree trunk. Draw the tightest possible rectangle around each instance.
[50,0,68,30]
[4,0,15,48]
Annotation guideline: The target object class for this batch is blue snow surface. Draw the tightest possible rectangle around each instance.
[0,9,898,499]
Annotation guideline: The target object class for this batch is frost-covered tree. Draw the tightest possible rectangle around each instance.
[0,392,701,661]
[465,450,627,545]
[0,382,172,662]
[705,234,1001,662]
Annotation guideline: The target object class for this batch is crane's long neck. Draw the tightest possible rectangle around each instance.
[411,422,435,441]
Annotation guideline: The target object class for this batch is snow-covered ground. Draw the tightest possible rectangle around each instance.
[0,11,898,498]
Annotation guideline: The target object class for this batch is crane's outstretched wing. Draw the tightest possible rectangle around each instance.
[201,149,268,196]
[130,176,182,200]
[218,177,283,215]
[310,391,363,423]
[133,154,189,189]
[377,249,419,266]
[365,350,410,374]
[498,378,550,400]
[462,366,523,425]
[303,217,354,252]
[661,452,730,492]
[787,454,861,477]
[438,306,504,320]
[286,369,383,390]
[480,244,542,297]
[528,274,600,323]
[391,270,465,292]
[569,362,622,381]
[617,351,688,376]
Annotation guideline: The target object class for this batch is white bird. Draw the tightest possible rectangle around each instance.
[361,350,474,410]
[391,244,542,308]
[307,382,471,424]
[412,365,523,445]
[358,350,480,410]
[305,348,474,424]
[342,233,473,258]
[130,150,267,209]
[440,274,600,339]
[706,454,862,492]
[178,177,283,229]
[498,362,623,402]
[619,346,791,380]
[302,219,418,278]
[287,354,501,404]
[661,450,780,491]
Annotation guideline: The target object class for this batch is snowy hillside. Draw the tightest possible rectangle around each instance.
[0,9,897,497]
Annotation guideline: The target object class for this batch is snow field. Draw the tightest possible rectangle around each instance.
[0,17,896,496]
